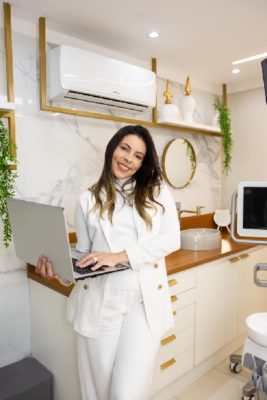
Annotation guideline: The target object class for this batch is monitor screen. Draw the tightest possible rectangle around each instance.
[261,58,267,104]
[237,181,267,237]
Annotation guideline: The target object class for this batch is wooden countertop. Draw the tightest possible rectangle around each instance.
[166,212,255,274]
[27,213,256,297]
[166,231,255,275]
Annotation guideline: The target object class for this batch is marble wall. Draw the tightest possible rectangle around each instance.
[0,25,221,367]
[222,87,267,209]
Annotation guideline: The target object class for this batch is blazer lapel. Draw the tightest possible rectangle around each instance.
[133,202,160,241]
[97,189,113,250]
[133,205,146,240]
[98,211,113,250]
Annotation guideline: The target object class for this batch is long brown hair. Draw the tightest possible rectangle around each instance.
[91,125,164,230]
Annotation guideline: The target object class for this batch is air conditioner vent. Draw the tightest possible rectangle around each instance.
[64,91,149,112]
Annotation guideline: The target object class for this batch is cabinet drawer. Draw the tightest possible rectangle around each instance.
[168,270,196,296]
[171,288,196,311]
[156,325,194,367]
[166,303,195,337]
[150,347,194,395]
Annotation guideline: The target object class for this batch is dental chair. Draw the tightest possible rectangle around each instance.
[230,264,267,400]
[229,185,267,400]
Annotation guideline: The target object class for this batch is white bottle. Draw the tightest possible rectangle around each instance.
[180,76,196,123]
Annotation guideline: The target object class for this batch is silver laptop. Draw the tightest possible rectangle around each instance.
[7,198,130,282]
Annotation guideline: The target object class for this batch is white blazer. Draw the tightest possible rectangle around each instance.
[66,183,180,339]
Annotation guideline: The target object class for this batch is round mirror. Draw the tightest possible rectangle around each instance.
[162,138,196,188]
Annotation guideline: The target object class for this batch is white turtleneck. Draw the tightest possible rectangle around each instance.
[106,179,140,290]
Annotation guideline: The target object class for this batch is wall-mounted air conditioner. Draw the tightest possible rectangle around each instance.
[48,45,156,112]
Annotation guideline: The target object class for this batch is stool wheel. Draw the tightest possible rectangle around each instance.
[230,362,242,373]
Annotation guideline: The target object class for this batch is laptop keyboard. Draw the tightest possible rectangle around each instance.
[72,259,106,274]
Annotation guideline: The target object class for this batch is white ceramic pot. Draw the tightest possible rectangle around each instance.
[158,103,181,123]
[180,95,196,123]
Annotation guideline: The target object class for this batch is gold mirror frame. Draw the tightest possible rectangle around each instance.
[162,138,196,189]
[1,3,16,169]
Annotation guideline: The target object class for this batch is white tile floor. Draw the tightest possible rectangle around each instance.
[172,348,262,400]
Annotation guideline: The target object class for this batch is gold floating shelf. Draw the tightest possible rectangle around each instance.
[157,119,221,136]
[0,101,15,115]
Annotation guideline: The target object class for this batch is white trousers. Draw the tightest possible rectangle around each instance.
[77,287,160,400]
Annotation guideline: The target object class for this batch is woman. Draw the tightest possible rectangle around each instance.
[37,125,180,400]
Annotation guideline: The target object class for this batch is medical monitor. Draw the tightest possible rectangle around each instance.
[237,181,267,238]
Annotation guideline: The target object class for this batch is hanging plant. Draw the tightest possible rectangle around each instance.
[185,139,196,170]
[0,117,18,247]
[213,97,233,175]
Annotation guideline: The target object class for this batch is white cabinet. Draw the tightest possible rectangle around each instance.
[195,246,267,365]
[237,247,267,335]
[150,268,196,395]
[149,246,267,397]
[195,255,240,364]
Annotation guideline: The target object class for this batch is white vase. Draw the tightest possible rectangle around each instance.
[180,95,196,123]
[158,103,181,123]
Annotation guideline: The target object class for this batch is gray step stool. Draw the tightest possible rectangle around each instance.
[0,357,53,400]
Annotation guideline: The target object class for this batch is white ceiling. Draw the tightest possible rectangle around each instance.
[8,0,267,93]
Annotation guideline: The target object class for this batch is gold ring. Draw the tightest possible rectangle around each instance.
[93,256,98,264]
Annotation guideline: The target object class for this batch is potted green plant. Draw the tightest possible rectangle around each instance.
[0,117,17,247]
[213,97,233,175]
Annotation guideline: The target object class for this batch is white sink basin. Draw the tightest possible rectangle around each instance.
[180,228,221,251]
[246,313,267,347]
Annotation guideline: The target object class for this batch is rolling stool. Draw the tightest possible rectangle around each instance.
[0,357,53,400]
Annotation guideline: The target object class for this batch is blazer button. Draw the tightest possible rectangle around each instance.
[154,263,159,269]
[83,284,89,290]
[158,284,163,290]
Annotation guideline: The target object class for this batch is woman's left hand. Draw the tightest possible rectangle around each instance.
[75,251,128,270]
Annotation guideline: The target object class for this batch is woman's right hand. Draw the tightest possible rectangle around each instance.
[36,256,55,279]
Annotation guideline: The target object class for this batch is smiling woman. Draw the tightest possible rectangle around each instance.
[37,124,180,400]
[111,135,146,180]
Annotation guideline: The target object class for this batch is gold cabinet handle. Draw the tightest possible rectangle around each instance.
[173,310,177,316]
[229,256,240,263]
[160,358,176,370]
[161,334,176,346]
[171,295,178,302]
[239,253,250,259]
[168,279,177,287]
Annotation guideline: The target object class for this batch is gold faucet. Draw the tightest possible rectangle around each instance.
[179,206,204,219]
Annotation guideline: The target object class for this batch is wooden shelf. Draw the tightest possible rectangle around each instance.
[157,118,221,136]
[0,101,15,116]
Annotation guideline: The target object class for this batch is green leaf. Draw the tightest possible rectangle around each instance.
[213,97,233,175]
[0,117,18,247]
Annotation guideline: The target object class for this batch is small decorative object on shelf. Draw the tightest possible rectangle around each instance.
[213,97,233,175]
[156,77,220,135]
[180,76,196,123]
[158,79,181,123]
[213,209,231,232]
[0,118,18,247]
[163,79,173,105]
